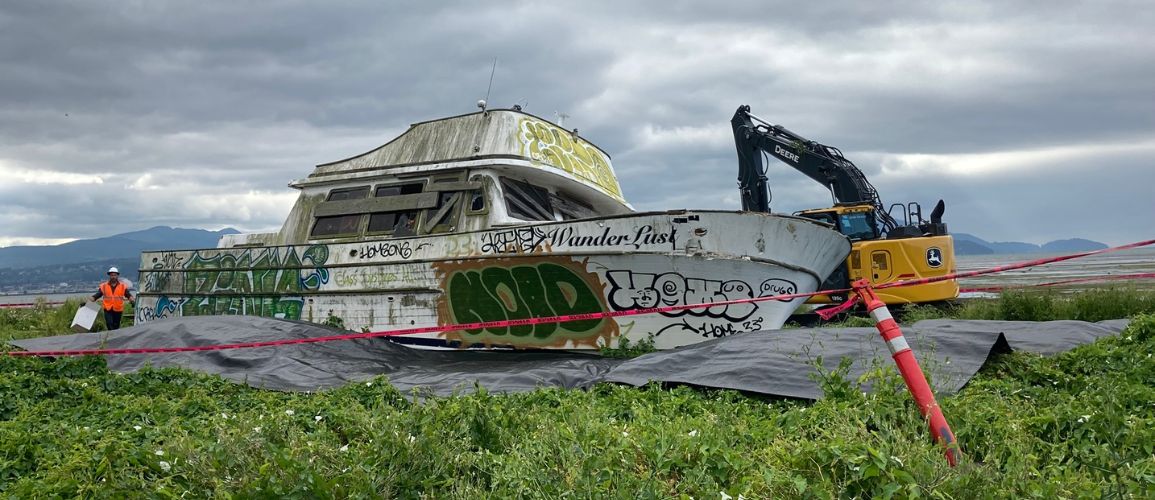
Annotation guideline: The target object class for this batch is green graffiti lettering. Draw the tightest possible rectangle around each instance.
[156,245,328,323]
[539,263,604,332]
[443,261,608,344]
[276,250,302,293]
[511,266,557,339]
[480,268,533,337]
[448,271,508,336]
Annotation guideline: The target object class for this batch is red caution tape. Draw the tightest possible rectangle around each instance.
[814,295,860,320]
[4,238,1153,358]
[3,287,839,357]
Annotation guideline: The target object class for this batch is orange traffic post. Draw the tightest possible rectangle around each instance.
[852,279,959,467]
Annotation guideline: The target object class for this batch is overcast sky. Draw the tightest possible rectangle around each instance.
[1,0,1152,248]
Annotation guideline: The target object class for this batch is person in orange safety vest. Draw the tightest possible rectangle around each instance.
[87,267,135,330]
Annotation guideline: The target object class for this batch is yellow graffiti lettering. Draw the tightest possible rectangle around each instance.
[518,116,625,202]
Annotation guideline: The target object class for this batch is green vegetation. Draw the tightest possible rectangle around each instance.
[1,289,1154,497]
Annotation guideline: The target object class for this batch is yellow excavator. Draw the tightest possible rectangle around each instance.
[731,105,958,305]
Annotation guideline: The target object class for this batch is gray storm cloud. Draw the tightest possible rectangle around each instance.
[1,0,1152,247]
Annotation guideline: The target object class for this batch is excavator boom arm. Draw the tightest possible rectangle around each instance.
[731,105,898,231]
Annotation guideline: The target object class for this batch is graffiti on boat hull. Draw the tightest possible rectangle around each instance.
[139,245,330,322]
[479,224,677,255]
[604,271,798,321]
[434,257,616,348]
[518,116,624,202]
[182,245,330,295]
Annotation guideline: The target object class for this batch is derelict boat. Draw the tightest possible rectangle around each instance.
[136,107,850,349]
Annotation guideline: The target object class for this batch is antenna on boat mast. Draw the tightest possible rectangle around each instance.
[478,58,497,112]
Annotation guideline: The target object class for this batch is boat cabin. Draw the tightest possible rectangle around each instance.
[220,108,633,248]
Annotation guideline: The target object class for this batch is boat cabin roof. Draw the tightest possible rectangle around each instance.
[301,108,627,207]
[221,109,635,247]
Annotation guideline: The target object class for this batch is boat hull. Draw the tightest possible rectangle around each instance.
[136,210,850,349]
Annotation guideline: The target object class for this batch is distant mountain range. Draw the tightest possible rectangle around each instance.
[0,226,238,293]
[953,233,1107,256]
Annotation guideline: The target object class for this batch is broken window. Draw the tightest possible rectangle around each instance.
[368,210,419,236]
[311,214,363,237]
[469,189,486,212]
[374,183,423,197]
[421,191,461,234]
[501,177,554,221]
[552,191,598,220]
[327,186,369,201]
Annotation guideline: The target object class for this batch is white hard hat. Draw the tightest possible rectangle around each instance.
[108,267,120,274]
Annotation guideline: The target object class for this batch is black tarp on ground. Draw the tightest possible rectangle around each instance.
[7,316,1130,399]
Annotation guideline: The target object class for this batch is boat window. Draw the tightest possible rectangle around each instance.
[327,186,369,201]
[374,183,423,197]
[500,177,554,221]
[367,210,419,236]
[469,189,486,212]
[311,214,363,237]
[423,191,460,230]
[552,191,598,220]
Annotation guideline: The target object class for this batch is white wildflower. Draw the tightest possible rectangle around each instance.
[365,382,373,387]
[1077,415,1091,423]
[252,427,262,433]
[154,450,164,456]
[159,461,171,472]
[688,430,699,437]
[339,444,349,452]
[133,425,142,431]
[314,415,323,422]
[407,434,416,444]
[285,410,295,416]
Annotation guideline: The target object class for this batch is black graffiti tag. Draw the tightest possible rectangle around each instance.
[479,224,678,255]
[357,241,429,260]
[605,270,758,322]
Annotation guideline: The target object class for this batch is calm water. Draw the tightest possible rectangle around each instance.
[0,292,89,306]
[2,248,1153,306]
[956,247,1155,291]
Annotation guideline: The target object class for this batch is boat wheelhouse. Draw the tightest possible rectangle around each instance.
[136,108,851,349]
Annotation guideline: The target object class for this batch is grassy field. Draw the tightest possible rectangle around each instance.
[1,290,1154,497]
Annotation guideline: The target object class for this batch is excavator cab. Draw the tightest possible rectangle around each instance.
[795,204,880,241]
